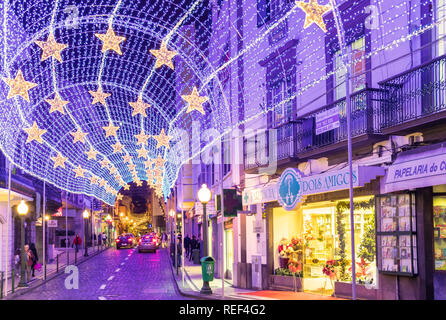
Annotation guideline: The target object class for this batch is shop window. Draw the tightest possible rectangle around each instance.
[376,193,418,275]
[433,194,446,271]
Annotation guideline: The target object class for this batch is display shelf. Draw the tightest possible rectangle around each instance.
[376,193,418,276]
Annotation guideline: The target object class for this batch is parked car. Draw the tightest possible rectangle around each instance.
[116,233,135,249]
[138,234,157,253]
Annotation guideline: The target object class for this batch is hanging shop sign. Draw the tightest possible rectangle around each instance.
[215,189,242,217]
[277,168,304,211]
[243,165,385,209]
[385,150,446,193]
[315,106,340,135]
[47,220,58,227]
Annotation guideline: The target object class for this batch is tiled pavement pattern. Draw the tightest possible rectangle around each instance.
[14,247,191,300]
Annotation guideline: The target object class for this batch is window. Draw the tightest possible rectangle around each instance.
[435,0,446,57]
[257,0,291,27]
[221,134,231,176]
[272,79,293,128]
[433,192,446,271]
[333,37,366,101]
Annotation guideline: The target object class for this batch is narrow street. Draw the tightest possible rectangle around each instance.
[14,248,190,300]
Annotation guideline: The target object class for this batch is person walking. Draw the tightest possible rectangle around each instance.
[29,243,39,278]
[189,235,197,261]
[102,232,107,246]
[24,244,33,281]
[14,249,21,278]
[184,234,191,258]
[73,234,82,253]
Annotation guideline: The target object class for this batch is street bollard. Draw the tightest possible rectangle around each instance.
[57,254,59,273]
[11,269,15,294]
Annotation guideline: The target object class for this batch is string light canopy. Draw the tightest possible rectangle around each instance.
[0,0,442,205]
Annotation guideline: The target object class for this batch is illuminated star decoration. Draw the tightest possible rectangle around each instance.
[134,179,143,187]
[34,33,68,62]
[137,146,149,159]
[123,154,132,163]
[51,153,67,169]
[116,194,123,201]
[135,130,150,145]
[182,86,208,115]
[154,155,166,168]
[149,41,177,70]
[99,178,107,187]
[102,122,120,138]
[144,158,154,169]
[23,121,47,144]
[85,147,99,160]
[123,184,130,191]
[153,128,172,149]
[46,92,68,114]
[296,0,332,33]
[95,26,126,55]
[89,175,99,185]
[71,128,88,144]
[89,86,111,106]
[112,141,124,154]
[100,158,110,168]
[3,70,38,102]
[129,96,151,117]
[73,166,86,178]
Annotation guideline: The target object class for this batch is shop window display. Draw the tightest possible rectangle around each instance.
[376,193,418,275]
[433,195,446,271]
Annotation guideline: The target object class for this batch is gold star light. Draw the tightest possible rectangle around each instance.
[73,166,86,178]
[297,0,332,33]
[46,92,68,114]
[71,128,88,144]
[34,33,68,62]
[89,175,99,185]
[112,141,124,154]
[85,147,99,160]
[154,155,166,168]
[102,122,120,138]
[116,194,123,201]
[137,146,149,159]
[99,178,107,187]
[153,128,172,149]
[122,154,132,163]
[144,158,154,169]
[134,179,143,187]
[134,130,150,146]
[24,121,47,144]
[100,158,110,168]
[110,166,118,175]
[3,70,38,102]
[51,153,67,169]
[127,163,136,171]
[129,96,151,117]
[149,41,177,70]
[89,86,111,106]
[95,26,126,55]
[123,184,131,191]
[182,86,208,115]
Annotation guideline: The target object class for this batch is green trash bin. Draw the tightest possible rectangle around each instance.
[200,256,215,282]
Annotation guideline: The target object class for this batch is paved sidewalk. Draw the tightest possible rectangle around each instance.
[170,253,343,300]
[1,244,111,299]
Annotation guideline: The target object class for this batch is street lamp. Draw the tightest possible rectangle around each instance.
[17,200,29,287]
[83,210,90,257]
[198,184,212,295]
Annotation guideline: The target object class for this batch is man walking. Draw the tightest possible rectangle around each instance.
[184,234,191,258]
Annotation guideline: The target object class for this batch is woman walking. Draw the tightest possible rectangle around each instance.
[29,243,39,277]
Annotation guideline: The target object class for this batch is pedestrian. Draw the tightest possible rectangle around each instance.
[29,243,39,277]
[184,234,191,257]
[162,232,167,248]
[14,249,21,278]
[73,234,82,253]
[189,235,197,261]
[102,232,107,246]
[24,244,33,281]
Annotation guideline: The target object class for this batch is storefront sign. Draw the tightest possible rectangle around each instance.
[243,184,278,206]
[385,152,446,193]
[47,220,58,227]
[277,168,304,211]
[315,106,340,135]
[243,165,385,208]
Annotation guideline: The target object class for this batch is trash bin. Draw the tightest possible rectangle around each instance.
[192,249,200,265]
[200,256,215,282]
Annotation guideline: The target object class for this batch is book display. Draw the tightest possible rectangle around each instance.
[376,193,418,276]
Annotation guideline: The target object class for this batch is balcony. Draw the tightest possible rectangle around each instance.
[379,54,446,134]
[295,88,383,159]
[0,167,35,197]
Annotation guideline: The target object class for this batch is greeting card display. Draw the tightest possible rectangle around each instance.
[376,193,418,276]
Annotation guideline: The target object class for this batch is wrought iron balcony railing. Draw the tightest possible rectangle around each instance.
[379,54,446,130]
[296,88,383,154]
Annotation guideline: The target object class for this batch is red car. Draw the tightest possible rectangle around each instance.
[116,233,135,249]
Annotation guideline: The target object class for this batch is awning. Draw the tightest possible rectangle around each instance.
[384,142,446,193]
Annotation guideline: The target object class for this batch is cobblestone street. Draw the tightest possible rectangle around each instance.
[14,248,191,300]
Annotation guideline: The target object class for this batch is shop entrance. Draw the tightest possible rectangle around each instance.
[225,228,233,280]
[302,206,336,296]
